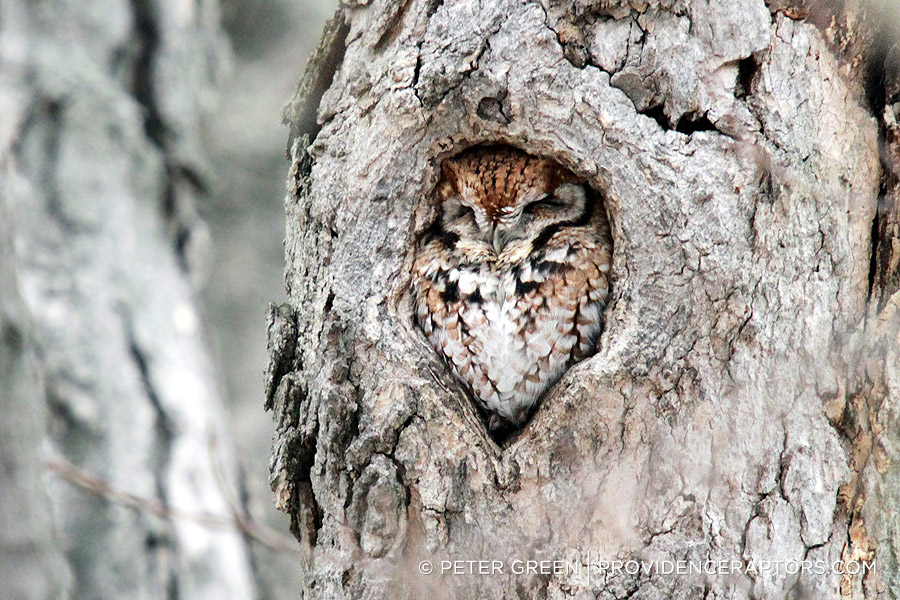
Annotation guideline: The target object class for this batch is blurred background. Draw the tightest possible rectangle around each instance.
[1,0,336,597]
[203,0,333,597]
[1,0,338,597]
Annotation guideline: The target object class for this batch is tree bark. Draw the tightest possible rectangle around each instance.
[0,67,71,599]
[1,1,258,598]
[271,1,900,598]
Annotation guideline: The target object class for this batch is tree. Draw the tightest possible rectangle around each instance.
[269,0,900,598]
[0,1,259,598]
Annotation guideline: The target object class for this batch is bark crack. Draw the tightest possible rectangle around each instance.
[540,5,743,140]
[122,311,179,600]
[128,0,200,273]
[412,6,507,108]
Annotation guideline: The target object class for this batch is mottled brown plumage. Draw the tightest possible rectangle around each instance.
[412,146,612,429]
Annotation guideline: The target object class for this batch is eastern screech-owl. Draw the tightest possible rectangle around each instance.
[412,146,612,430]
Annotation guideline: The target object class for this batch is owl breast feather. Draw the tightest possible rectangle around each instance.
[413,241,609,427]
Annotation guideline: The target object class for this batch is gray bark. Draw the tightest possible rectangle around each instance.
[1,1,258,599]
[0,14,71,590]
[0,211,70,600]
[271,0,900,599]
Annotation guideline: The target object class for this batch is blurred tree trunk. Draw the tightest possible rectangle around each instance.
[270,1,900,599]
[0,1,258,599]
[0,126,70,600]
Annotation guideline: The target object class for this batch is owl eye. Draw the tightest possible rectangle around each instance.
[455,204,476,220]
[523,195,565,214]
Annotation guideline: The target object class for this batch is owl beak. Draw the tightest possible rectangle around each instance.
[492,227,504,255]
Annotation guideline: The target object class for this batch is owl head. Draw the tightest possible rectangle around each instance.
[435,146,590,255]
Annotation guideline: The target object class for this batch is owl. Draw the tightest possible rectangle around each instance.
[412,146,612,431]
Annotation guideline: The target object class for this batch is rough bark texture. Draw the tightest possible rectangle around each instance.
[1,1,258,598]
[0,123,71,600]
[271,0,900,598]
[859,13,900,597]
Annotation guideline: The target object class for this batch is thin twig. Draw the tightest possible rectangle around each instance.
[206,429,307,554]
[46,451,299,554]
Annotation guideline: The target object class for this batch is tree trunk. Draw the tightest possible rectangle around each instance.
[270,0,900,598]
[0,1,258,598]
[0,119,70,600]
